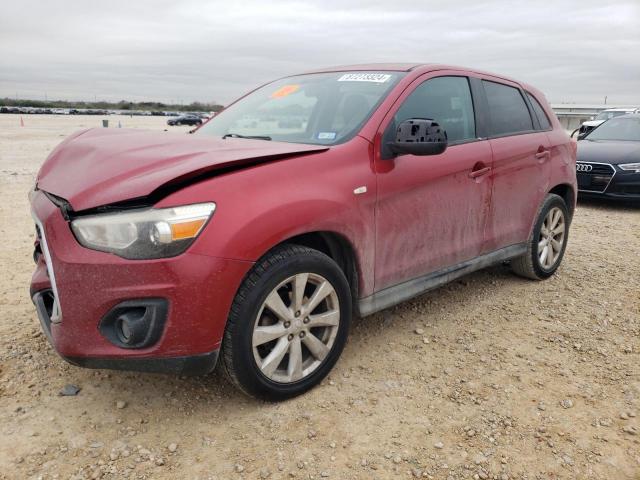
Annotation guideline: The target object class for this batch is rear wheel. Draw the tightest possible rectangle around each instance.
[511,194,570,280]
[221,245,351,400]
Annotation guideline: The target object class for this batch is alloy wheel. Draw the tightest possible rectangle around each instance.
[252,273,340,384]
[538,207,565,269]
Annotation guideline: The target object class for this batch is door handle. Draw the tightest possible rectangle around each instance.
[468,166,491,179]
[535,147,550,162]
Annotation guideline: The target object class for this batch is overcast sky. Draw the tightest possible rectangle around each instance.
[1,0,639,106]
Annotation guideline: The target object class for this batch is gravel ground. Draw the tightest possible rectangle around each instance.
[0,114,638,480]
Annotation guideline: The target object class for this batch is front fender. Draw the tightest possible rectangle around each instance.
[156,138,377,296]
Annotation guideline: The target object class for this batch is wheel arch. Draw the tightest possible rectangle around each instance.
[548,183,576,220]
[271,231,361,315]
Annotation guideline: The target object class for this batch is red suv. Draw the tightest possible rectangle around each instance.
[30,64,577,400]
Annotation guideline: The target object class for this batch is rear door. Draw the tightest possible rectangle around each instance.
[479,78,552,251]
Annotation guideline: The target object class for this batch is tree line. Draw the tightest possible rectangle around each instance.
[1,98,224,112]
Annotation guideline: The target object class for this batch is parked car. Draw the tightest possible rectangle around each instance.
[30,64,576,400]
[575,114,640,201]
[574,108,640,138]
[167,114,203,126]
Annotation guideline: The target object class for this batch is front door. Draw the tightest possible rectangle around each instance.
[374,74,493,291]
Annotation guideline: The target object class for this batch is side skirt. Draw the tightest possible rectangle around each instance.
[358,243,527,317]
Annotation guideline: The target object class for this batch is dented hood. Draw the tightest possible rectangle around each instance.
[37,128,328,211]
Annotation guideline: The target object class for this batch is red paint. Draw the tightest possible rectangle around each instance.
[30,64,576,365]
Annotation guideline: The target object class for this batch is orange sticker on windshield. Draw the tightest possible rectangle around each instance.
[270,84,300,99]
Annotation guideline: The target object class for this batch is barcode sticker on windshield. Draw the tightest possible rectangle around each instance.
[318,132,336,140]
[338,73,391,83]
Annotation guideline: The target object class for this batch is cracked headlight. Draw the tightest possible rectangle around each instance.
[71,203,216,259]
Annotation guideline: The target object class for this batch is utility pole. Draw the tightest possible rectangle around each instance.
[604,96,607,105]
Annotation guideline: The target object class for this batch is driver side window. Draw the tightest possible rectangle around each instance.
[393,76,476,144]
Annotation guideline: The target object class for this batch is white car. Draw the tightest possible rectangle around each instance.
[576,108,640,137]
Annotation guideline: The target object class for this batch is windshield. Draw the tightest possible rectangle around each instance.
[594,111,628,121]
[586,116,640,141]
[197,71,404,145]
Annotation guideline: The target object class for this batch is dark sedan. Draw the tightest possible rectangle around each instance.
[576,114,640,201]
[167,114,203,126]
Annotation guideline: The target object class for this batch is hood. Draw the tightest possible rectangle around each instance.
[37,128,328,211]
[577,139,640,165]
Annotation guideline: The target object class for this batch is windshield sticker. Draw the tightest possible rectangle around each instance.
[317,132,337,140]
[338,73,391,83]
[270,84,300,99]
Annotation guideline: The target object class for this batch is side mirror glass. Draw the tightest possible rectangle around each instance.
[386,119,448,156]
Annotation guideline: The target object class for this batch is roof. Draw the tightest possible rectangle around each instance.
[301,63,526,86]
[302,63,423,73]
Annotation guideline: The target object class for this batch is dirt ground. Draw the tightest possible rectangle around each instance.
[0,114,638,480]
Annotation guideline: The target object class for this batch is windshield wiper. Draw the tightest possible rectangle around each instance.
[222,133,272,141]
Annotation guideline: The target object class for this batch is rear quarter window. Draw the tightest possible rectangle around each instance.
[526,92,552,130]
[483,80,534,136]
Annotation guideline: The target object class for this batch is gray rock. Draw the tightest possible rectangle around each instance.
[259,467,271,479]
[560,399,573,409]
[59,384,80,396]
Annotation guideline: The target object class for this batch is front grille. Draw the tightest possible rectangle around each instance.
[34,225,43,264]
[576,162,615,193]
[32,214,62,323]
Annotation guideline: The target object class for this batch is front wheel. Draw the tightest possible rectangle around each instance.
[511,193,570,280]
[221,245,351,401]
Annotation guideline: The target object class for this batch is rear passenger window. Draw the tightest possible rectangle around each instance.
[393,76,476,143]
[526,92,552,130]
[482,81,533,136]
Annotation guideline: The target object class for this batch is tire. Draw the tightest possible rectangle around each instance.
[221,244,352,401]
[511,193,570,280]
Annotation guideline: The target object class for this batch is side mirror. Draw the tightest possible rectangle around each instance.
[386,119,448,156]
[570,128,587,141]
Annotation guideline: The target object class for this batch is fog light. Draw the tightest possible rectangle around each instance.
[114,309,147,345]
[99,299,168,349]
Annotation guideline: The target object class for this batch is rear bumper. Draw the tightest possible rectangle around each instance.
[29,189,252,374]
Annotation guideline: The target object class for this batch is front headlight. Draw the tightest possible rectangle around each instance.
[619,162,640,173]
[71,202,216,259]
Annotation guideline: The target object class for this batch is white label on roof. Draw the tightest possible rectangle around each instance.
[338,73,391,83]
